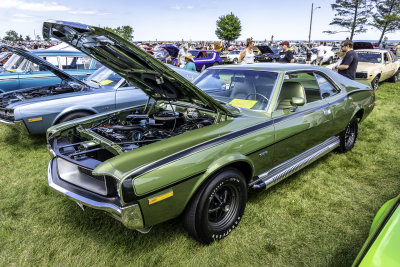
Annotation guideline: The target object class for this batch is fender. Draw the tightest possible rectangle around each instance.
[184,153,255,206]
[52,105,98,125]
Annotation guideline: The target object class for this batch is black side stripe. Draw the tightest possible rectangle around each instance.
[128,95,350,180]
[136,171,206,200]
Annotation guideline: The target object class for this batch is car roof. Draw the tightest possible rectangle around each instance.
[355,49,385,53]
[210,63,328,72]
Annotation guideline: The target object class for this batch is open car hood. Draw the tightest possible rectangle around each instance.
[256,45,275,54]
[43,20,231,115]
[162,45,179,58]
[0,43,87,87]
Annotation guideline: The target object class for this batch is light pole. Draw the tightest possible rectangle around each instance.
[308,3,321,44]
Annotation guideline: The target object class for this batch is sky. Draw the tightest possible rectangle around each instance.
[0,0,398,41]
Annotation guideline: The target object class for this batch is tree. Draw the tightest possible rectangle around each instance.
[3,30,19,41]
[36,35,41,41]
[324,0,372,40]
[104,25,134,41]
[25,35,31,41]
[370,0,400,46]
[215,12,242,45]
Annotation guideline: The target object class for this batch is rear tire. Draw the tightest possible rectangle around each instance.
[389,71,399,83]
[183,168,247,244]
[213,62,220,66]
[233,58,238,64]
[337,118,358,153]
[58,111,92,124]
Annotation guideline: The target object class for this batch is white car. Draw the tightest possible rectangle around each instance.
[312,46,336,65]
[220,50,241,64]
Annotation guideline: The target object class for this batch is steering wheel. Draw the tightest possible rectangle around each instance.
[245,93,269,104]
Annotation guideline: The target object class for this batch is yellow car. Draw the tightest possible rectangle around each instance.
[355,49,400,90]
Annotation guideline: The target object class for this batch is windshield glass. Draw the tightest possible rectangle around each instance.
[85,66,123,88]
[193,69,278,111]
[3,54,29,72]
[356,52,382,63]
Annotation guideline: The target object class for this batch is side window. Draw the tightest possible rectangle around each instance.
[314,73,339,98]
[40,56,59,68]
[384,53,390,63]
[390,51,397,62]
[60,56,91,70]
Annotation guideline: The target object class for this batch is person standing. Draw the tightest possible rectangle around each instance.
[396,42,400,57]
[238,38,255,64]
[335,40,358,80]
[177,44,189,68]
[183,54,197,72]
[278,41,294,63]
[316,42,325,66]
[306,48,312,64]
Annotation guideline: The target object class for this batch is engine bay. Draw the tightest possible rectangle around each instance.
[53,103,216,164]
[0,81,86,107]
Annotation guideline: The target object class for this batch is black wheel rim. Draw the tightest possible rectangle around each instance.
[207,183,239,229]
[345,122,356,147]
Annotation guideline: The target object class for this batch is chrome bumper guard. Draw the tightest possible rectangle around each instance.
[47,157,145,230]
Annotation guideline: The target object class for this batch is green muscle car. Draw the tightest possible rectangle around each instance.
[44,20,375,244]
[353,194,400,266]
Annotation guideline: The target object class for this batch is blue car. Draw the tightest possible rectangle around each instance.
[0,46,198,135]
[0,45,99,93]
[254,45,280,62]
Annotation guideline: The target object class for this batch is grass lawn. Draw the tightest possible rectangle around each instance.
[1,81,399,266]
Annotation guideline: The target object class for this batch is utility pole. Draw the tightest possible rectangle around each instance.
[308,3,321,44]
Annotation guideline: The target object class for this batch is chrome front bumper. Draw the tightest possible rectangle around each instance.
[47,157,145,230]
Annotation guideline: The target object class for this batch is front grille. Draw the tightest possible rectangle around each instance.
[0,108,14,122]
[57,158,118,196]
[356,72,368,79]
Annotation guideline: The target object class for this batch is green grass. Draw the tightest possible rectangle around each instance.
[1,82,400,266]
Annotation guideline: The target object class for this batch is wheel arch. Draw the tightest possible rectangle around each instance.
[181,154,254,212]
[53,107,97,125]
[352,108,364,123]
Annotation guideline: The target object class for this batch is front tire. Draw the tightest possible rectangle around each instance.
[233,58,238,64]
[183,168,247,244]
[371,76,379,90]
[337,118,358,153]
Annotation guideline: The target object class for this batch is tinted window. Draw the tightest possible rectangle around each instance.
[314,73,339,98]
[356,52,382,63]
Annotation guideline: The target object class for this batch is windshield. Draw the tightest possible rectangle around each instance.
[85,66,124,88]
[3,54,30,72]
[193,69,279,111]
[356,52,382,63]
[229,51,240,55]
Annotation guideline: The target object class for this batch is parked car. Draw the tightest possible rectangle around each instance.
[0,44,198,135]
[311,46,336,65]
[355,49,400,90]
[44,20,375,244]
[0,45,99,93]
[220,50,241,64]
[352,194,400,266]
[254,45,280,62]
[154,45,179,64]
[0,51,12,66]
[188,50,223,71]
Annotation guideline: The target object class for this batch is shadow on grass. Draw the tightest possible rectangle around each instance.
[55,199,196,254]
[0,127,46,148]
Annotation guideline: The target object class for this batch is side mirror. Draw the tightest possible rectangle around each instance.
[289,97,305,112]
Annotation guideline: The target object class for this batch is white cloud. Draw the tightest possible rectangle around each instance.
[2,0,69,12]
[13,13,33,18]
[171,5,195,10]
[11,18,35,23]
[1,0,110,15]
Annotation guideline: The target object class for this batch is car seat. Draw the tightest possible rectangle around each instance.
[277,81,305,110]
[230,77,255,99]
